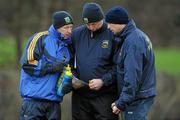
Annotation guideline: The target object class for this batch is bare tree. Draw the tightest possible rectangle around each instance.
[13,0,23,67]
[38,0,51,30]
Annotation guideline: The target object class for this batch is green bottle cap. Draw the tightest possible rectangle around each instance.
[66,64,71,71]
[65,71,72,77]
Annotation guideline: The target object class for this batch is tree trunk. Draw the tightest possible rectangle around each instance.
[15,33,22,68]
[38,0,51,30]
[13,0,23,68]
[60,0,68,10]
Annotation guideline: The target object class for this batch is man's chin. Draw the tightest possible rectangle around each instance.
[90,29,96,32]
[64,35,70,39]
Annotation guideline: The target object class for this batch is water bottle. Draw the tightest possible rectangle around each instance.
[56,65,71,89]
[57,65,72,96]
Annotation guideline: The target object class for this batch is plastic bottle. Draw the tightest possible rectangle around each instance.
[56,65,71,89]
[57,65,72,96]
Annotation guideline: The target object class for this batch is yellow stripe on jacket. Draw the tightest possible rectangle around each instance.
[27,31,48,65]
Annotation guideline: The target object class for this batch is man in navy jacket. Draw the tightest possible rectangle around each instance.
[105,6,156,120]
[71,2,118,120]
[19,11,73,120]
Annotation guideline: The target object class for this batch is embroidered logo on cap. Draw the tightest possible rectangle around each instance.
[83,18,89,24]
[64,17,71,24]
[101,40,109,48]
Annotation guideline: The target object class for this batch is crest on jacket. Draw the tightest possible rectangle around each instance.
[101,40,109,48]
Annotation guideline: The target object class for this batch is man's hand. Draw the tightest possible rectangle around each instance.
[111,102,121,114]
[89,79,104,90]
[52,62,65,73]
[72,79,84,89]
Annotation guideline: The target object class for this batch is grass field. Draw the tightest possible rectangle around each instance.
[155,48,180,76]
[0,37,16,67]
[0,37,180,76]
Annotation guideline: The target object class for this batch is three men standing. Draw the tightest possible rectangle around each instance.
[19,3,156,120]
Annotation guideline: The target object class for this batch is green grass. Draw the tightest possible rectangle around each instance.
[155,48,180,76]
[0,37,16,67]
[0,37,180,76]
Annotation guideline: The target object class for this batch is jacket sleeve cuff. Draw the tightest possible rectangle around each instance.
[102,73,114,86]
[115,100,126,111]
[102,74,112,86]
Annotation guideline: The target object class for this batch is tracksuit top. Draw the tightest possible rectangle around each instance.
[20,25,72,102]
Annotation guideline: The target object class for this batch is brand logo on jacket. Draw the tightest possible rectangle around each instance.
[101,40,109,48]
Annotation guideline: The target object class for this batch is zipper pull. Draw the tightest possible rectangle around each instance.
[91,31,93,38]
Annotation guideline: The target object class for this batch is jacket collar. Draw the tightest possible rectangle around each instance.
[118,19,136,39]
[87,21,107,38]
[93,21,107,33]
[48,25,72,45]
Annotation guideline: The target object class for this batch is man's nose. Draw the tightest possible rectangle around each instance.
[67,28,72,33]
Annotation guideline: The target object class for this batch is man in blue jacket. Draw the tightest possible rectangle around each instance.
[19,11,73,120]
[71,3,118,120]
[105,6,156,120]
